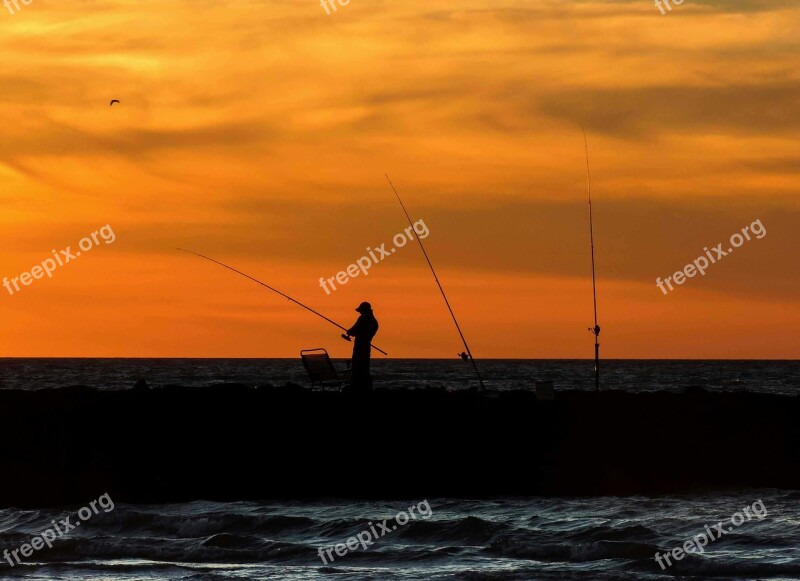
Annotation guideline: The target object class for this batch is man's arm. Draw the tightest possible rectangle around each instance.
[347,316,365,337]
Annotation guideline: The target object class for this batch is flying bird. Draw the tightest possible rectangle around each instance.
[109,100,120,106]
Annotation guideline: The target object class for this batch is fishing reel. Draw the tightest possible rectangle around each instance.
[588,325,601,336]
[341,334,352,342]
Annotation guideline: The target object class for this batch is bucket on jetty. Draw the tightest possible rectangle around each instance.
[534,380,555,400]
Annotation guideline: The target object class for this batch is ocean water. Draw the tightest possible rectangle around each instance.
[1,493,798,580]
[0,358,798,395]
[0,359,797,579]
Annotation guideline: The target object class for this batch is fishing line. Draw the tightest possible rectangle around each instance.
[178,248,388,356]
[384,174,486,390]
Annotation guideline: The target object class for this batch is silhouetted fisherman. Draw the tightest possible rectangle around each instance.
[345,302,379,392]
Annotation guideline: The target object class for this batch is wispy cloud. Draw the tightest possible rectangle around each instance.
[0,0,798,356]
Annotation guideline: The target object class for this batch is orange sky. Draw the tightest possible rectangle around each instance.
[0,0,798,358]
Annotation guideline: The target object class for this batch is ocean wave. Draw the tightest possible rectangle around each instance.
[627,555,800,578]
[100,510,317,538]
[569,523,658,543]
[1,494,796,580]
[486,537,659,562]
[397,516,509,545]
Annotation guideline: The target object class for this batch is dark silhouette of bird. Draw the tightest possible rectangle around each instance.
[109,100,120,107]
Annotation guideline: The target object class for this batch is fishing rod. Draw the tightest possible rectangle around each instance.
[178,248,388,356]
[384,174,486,391]
[581,125,601,392]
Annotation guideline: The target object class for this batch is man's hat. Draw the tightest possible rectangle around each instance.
[356,301,372,313]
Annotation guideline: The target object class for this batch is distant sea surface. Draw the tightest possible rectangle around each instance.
[0,358,798,395]
[0,359,797,580]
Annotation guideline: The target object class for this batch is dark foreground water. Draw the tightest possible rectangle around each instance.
[0,358,798,395]
[1,493,798,580]
[0,359,797,579]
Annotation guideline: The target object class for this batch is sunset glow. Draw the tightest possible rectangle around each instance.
[1,0,798,358]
